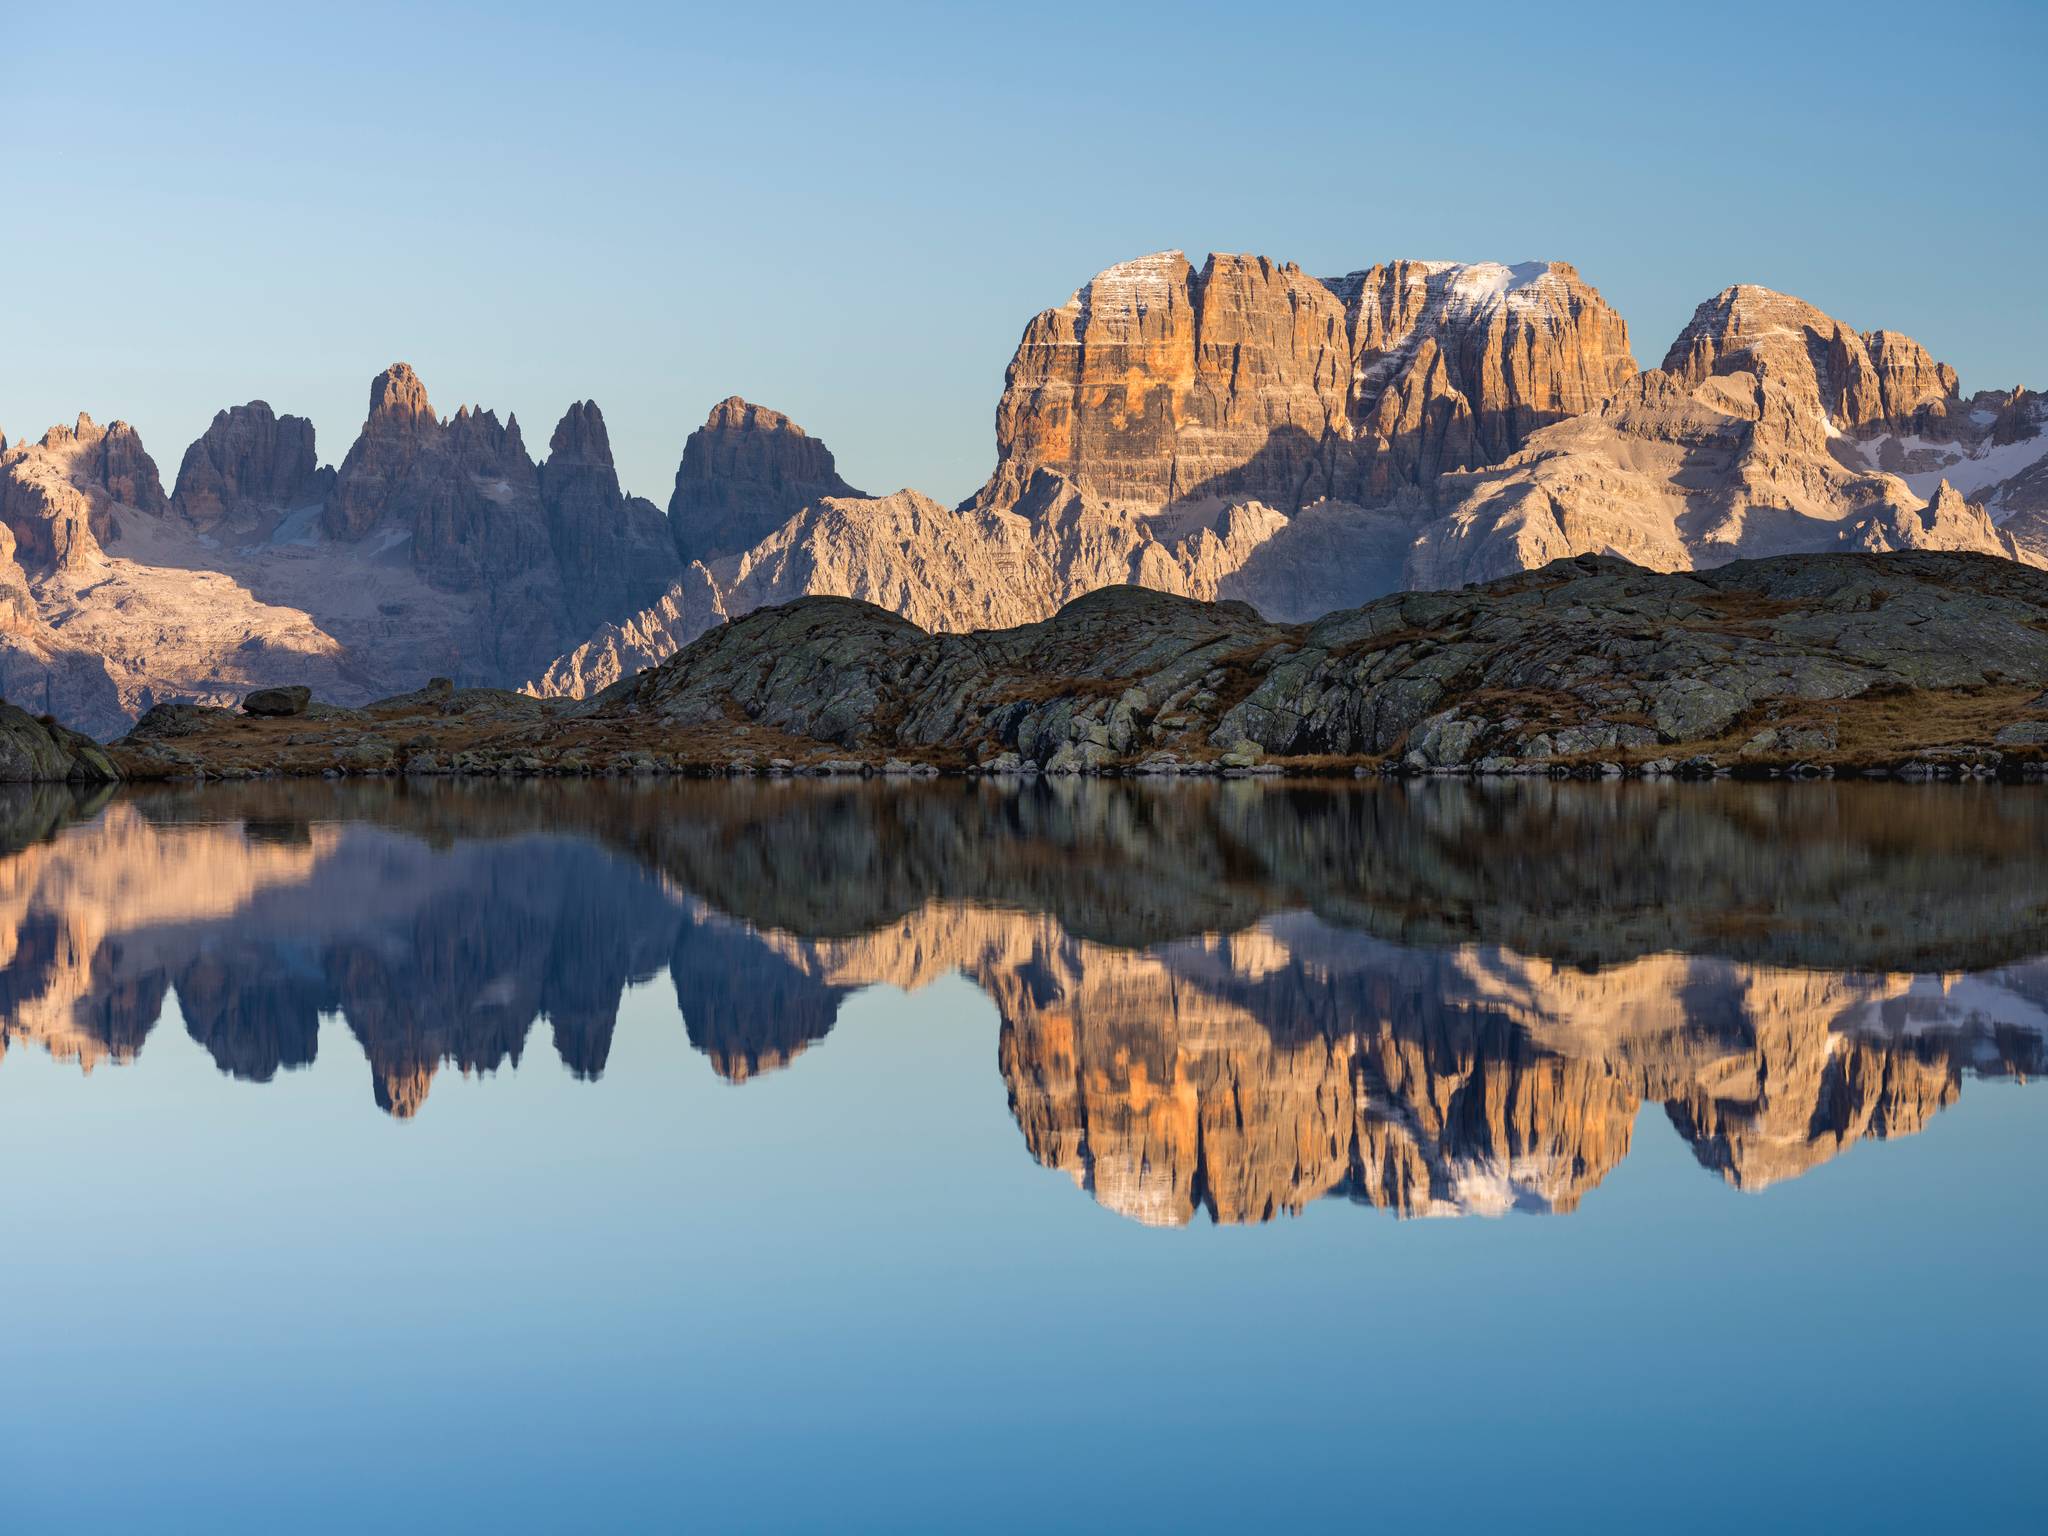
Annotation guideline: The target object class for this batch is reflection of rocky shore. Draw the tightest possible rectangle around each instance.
[1,780,2043,1221]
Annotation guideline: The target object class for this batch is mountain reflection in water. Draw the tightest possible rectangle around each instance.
[3,778,2043,1225]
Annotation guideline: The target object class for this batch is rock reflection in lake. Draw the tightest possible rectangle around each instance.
[2,778,2043,1224]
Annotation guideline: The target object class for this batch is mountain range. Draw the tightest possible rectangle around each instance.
[5,252,2044,738]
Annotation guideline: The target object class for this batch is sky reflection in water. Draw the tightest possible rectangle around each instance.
[1,780,2043,1532]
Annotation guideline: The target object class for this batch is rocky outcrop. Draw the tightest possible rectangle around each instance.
[574,551,2048,776]
[0,702,118,782]
[1846,479,2023,557]
[537,400,681,633]
[527,564,726,700]
[532,478,1338,698]
[668,397,862,564]
[241,685,310,717]
[170,400,327,529]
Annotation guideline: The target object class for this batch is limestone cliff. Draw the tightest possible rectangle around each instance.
[972,251,1636,513]
[0,367,698,733]
[538,400,681,633]
[170,400,329,530]
[325,362,558,594]
[0,414,164,573]
[667,396,862,564]
[1662,287,1958,433]
[1417,287,2043,589]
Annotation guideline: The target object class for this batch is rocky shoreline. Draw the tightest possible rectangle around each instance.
[2,549,2042,787]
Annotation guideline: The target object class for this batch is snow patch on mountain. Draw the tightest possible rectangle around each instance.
[1855,430,2048,507]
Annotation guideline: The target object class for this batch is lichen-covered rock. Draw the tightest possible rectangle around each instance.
[0,702,119,781]
[243,685,312,717]
[1740,722,1840,759]
[129,702,238,739]
[0,704,78,781]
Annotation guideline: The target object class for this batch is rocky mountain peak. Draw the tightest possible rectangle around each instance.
[547,400,614,469]
[1053,249,1194,316]
[667,397,862,565]
[84,417,166,516]
[705,396,800,436]
[0,409,167,576]
[171,400,324,529]
[367,361,435,426]
[975,248,1635,514]
[1844,477,2022,560]
[322,363,556,620]
[1992,386,2039,446]
[539,398,680,635]
[1661,286,1959,433]
[444,404,525,461]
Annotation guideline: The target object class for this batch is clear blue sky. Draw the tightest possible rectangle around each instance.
[4,0,2042,507]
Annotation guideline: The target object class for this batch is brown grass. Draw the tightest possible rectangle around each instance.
[1537,683,2045,771]
[988,674,1132,706]
[1330,625,1444,660]
[1688,591,1804,622]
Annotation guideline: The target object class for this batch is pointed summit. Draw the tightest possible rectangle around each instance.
[540,398,681,632]
[546,400,614,470]
[366,361,435,426]
[323,363,553,595]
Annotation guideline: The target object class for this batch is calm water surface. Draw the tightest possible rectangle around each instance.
[2,780,2044,1533]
